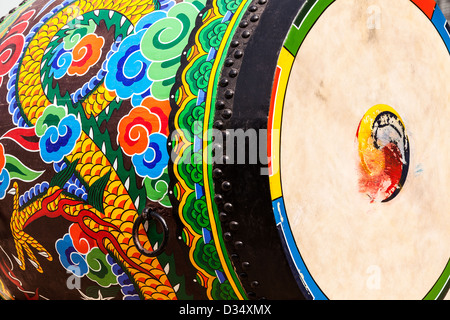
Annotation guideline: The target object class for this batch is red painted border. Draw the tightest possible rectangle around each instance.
[267,66,282,176]
[411,0,436,19]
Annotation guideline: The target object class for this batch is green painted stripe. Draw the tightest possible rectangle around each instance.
[205,0,253,300]
[284,0,335,56]
[425,259,450,300]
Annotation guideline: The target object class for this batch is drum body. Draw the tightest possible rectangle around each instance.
[0,0,448,300]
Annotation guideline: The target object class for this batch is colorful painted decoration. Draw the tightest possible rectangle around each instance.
[356,105,410,203]
[0,0,449,301]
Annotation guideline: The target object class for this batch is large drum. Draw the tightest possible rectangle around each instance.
[0,0,449,300]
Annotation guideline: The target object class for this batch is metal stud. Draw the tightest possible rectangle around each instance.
[234,50,243,59]
[242,30,251,38]
[224,89,234,99]
[221,181,232,191]
[229,221,239,230]
[222,109,232,119]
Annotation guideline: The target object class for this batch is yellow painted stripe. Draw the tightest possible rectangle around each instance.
[269,47,295,201]
[202,1,251,301]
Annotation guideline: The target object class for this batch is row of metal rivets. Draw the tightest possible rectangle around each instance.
[212,0,268,300]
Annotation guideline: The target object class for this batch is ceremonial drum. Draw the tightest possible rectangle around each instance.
[0,0,449,300]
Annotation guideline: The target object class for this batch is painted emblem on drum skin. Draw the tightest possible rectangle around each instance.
[356,104,410,203]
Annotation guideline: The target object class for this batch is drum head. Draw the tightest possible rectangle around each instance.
[270,0,450,299]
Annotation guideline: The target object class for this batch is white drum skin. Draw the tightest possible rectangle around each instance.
[281,0,450,299]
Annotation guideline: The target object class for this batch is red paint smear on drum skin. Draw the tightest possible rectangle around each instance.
[359,143,403,203]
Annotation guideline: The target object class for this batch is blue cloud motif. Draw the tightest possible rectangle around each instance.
[19,182,49,207]
[49,43,72,79]
[107,254,139,300]
[39,114,81,164]
[132,133,169,179]
[56,233,89,277]
[104,29,153,100]
[63,174,88,201]
[0,169,10,200]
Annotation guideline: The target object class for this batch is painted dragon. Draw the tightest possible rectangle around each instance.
[8,0,177,300]
[1,0,248,300]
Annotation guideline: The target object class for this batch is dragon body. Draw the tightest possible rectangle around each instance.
[10,131,175,300]
[7,0,176,300]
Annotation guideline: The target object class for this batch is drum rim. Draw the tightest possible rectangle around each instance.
[209,0,310,300]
